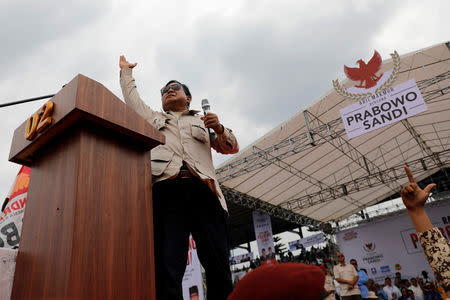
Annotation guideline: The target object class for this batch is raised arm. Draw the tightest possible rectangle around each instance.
[401,166,450,291]
[119,55,156,121]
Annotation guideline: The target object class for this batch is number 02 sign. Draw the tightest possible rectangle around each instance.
[24,101,54,140]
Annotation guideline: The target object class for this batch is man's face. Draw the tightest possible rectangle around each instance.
[407,290,415,299]
[161,82,191,112]
[350,259,358,270]
[385,278,392,286]
[336,253,345,263]
[411,278,417,286]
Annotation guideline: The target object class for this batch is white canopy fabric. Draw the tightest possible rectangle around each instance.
[217,42,450,223]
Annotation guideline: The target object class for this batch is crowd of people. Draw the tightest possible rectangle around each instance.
[229,167,449,299]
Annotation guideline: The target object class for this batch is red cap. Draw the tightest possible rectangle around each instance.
[228,263,326,300]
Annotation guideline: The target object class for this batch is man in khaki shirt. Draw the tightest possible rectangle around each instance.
[119,56,239,300]
[333,252,362,300]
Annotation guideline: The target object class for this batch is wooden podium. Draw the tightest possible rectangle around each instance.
[9,74,164,299]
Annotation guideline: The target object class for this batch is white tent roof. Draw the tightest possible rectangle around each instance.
[217,42,450,223]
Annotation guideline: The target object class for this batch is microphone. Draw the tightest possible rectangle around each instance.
[201,99,216,142]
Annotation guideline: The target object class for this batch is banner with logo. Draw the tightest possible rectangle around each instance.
[288,232,325,251]
[0,166,30,300]
[340,79,427,139]
[252,211,276,265]
[182,234,204,300]
[336,202,450,283]
[230,252,254,265]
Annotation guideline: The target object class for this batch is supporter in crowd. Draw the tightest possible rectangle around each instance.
[384,277,402,300]
[333,252,362,300]
[407,289,421,300]
[372,283,388,300]
[401,166,450,292]
[350,259,369,299]
[423,283,443,300]
[324,267,336,300]
[411,277,425,299]
[399,287,409,300]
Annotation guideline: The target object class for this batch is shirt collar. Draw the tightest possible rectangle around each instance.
[165,109,201,116]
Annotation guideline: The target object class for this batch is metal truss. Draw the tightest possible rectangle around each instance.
[221,186,322,227]
[216,70,450,183]
[401,119,444,167]
[279,149,450,210]
[304,110,400,194]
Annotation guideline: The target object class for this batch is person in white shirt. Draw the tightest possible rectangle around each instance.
[383,277,401,300]
[410,277,425,299]
[333,252,362,300]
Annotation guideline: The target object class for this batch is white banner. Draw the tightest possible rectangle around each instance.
[182,235,204,300]
[288,232,325,251]
[340,79,427,139]
[252,211,276,265]
[0,166,30,300]
[336,202,450,284]
[230,252,254,265]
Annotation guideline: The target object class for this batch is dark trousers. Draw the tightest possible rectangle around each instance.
[153,177,233,300]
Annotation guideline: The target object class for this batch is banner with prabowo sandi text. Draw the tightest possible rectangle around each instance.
[340,79,427,139]
[252,211,276,265]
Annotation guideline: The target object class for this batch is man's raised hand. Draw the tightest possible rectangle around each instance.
[401,166,436,212]
[119,55,137,69]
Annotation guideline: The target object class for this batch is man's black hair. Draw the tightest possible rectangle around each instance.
[164,80,191,98]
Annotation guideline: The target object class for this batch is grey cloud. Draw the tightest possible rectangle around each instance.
[153,1,404,129]
[0,1,111,80]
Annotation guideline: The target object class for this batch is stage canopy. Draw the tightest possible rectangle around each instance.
[221,42,450,245]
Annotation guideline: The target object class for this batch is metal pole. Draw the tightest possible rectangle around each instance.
[0,94,55,108]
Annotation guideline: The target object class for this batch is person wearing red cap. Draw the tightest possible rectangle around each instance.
[228,263,334,300]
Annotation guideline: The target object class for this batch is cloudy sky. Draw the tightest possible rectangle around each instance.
[0,0,448,198]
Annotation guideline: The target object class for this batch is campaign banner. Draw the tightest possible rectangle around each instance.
[340,79,427,139]
[252,211,276,265]
[0,166,30,300]
[289,232,325,251]
[0,166,30,249]
[230,252,254,265]
[182,235,204,300]
[336,202,450,284]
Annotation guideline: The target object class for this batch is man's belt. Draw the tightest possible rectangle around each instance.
[179,168,194,179]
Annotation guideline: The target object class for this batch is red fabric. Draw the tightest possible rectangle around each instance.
[228,263,325,300]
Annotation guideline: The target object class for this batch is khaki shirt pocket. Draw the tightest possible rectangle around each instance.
[151,146,174,176]
[191,124,208,143]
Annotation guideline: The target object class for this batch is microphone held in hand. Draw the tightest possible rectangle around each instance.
[201,99,216,142]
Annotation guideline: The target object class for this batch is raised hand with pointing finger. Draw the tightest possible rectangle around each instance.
[119,55,137,69]
[401,166,436,213]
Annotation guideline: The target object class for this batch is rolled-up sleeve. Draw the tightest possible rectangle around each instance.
[119,67,156,121]
[419,227,450,290]
[211,127,239,154]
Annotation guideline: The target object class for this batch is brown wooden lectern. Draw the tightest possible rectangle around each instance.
[9,74,164,299]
